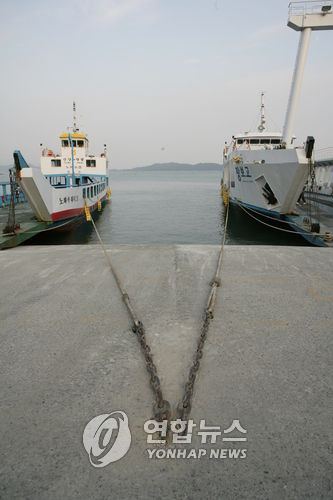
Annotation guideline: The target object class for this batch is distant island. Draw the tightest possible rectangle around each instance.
[0,162,223,177]
[111,162,222,172]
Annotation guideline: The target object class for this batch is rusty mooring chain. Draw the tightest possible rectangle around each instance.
[89,196,229,426]
[178,196,229,422]
[90,216,170,422]
[132,321,171,421]
[177,309,212,421]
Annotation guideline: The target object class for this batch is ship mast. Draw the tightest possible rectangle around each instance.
[258,92,266,132]
[69,100,77,186]
[73,100,78,132]
[282,1,333,148]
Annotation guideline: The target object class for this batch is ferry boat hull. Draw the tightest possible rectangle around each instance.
[12,102,111,231]
[222,2,333,246]
[223,147,309,216]
[14,150,110,230]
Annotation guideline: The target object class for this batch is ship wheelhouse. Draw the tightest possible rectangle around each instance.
[233,133,283,150]
[223,131,285,161]
[40,130,108,189]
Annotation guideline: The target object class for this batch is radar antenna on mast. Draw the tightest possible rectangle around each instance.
[258,92,266,132]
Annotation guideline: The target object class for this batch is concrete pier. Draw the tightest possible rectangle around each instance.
[0,245,332,499]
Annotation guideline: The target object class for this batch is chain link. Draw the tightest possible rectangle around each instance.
[177,309,213,422]
[132,321,171,422]
[177,199,229,424]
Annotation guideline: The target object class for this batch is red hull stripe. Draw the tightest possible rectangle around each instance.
[52,207,83,221]
[51,195,107,222]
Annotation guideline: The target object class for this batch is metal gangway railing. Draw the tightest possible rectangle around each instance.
[314,147,333,165]
[0,170,26,208]
[312,148,333,194]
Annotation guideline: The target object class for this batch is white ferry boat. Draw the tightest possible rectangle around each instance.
[222,92,313,218]
[13,102,111,229]
[222,1,333,227]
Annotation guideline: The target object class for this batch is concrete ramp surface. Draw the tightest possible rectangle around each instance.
[0,245,332,499]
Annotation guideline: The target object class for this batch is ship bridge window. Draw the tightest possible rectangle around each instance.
[271,139,281,145]
[72,140,77,147]
[86,159,96,167]
[260,138,270,144]
[61,140,69,147]
[249,139,260,144]
[49,176,67,186]
[237,139,244,144]
[51,159,61,167]
[77,140,84,147]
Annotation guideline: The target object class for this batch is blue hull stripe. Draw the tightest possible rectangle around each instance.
[229,198,327,247]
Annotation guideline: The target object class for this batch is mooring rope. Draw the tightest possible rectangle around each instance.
[234,199,324,237]
[90,216,140,327]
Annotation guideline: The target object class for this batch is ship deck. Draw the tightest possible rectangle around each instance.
[286,192,333,247]
[0,202,49,250]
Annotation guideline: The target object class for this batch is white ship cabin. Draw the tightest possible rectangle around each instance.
[223,93,296,158]
[40,131,109,189]
[233,132,283,149]
[224,132,284,159]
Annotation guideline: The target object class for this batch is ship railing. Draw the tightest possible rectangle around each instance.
[0,180,26,208]
[289,0,333,16]
[314,147,333,165]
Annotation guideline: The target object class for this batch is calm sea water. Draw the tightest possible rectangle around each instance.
[26,169,309,246]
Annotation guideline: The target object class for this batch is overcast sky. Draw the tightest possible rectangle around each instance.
[0,0,332,169]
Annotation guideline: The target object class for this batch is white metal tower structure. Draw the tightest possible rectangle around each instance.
[282,1,333,147]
